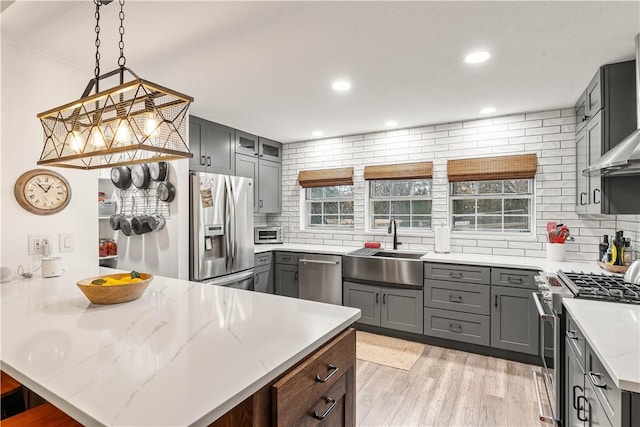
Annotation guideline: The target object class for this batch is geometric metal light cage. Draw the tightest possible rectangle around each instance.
[37,67,193,170]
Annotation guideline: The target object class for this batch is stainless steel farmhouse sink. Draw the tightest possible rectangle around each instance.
[343,248,427,287]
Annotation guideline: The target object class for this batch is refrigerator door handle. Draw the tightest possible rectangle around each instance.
[224,177,232,271]
[228,179,238,266]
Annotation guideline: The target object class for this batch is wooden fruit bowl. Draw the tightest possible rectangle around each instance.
[77,273,153,305]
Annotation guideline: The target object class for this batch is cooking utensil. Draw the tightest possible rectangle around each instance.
[110,166,132,189]
[149,161,168,181]
[546,222,557,242]
[157,181,175,203]
[131,164,151,189]
[624,260,640,284]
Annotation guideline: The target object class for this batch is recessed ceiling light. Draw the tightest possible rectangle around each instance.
[312,131,324,137]
[332,81,351,91]
[479,107,496,114]
[464,51,491,64]
[385,120,398,127]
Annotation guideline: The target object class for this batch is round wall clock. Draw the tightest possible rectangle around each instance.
[14,169,71,215]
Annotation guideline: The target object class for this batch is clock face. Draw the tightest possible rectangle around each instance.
[14,169,71,215]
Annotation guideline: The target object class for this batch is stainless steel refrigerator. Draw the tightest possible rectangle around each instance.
[189,171,254,289]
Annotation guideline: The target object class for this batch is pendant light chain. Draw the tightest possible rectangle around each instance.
[94,0,102,80]
[118,0,126,67]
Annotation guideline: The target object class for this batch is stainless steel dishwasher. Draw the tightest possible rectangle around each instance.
[298,254,342,305]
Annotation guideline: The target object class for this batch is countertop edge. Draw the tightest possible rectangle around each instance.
[562,300,640,394]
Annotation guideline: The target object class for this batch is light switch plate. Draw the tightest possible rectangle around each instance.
[59,233,74,253]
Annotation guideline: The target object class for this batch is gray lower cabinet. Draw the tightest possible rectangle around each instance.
[423,308,490,346]
[343,282,423,334]
[254,252,273,294]
[490,286,539,355]
[275,264,298,298]
[566,337,587,427]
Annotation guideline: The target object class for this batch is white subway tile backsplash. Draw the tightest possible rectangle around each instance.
[267,108,639,262]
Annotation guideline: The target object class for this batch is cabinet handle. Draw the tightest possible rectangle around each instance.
[294,271,298,282]
[255,274,259,284]
[494,295,499,309]
[576,395,588,422]
[312,397,337,420]
[588,372,607,389]
[507,277,523,284]
[201,155,206,166]
[207,156,211,166]
[449,323,462,333]
[448,295,463,303]
[566,330,578,340]
[593,188,601,205]
[282,256,291,261]
[376,293,379,304]
[254,152,259,156]
[449,272,463,279]
[315,364,339,383]
[580,192,587,205]
[382,294,386,304]
[259,200,264,208]
[259,154,264,157]
[572,385,583,410]
[582,115,589,122]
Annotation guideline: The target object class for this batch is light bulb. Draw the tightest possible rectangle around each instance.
[92,128,105,147]
[70,131,83,153]
[115,120,130,143]
[145,117,158,137]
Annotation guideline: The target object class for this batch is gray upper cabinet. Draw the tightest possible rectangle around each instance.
[189,115,235,175]
[490,286,539,355]
[235,135,282,213]
[343,281,423,334]
[575,60,640,214]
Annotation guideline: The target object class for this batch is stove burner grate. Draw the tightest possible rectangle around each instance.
[558,271,640,304]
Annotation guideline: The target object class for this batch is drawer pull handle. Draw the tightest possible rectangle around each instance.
[566,330,578,340]
[315,364,339,383]
[588,372,607,389]
[507,277,523,284]
[449,272,463,279]
[313,397,337,420]
[572,385,583,410]
[448,295,463,303]
[376,293,379,304]
[449,323,462,333]
[576,395,588,422]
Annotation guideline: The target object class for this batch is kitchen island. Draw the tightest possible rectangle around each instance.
[0,267,360,426]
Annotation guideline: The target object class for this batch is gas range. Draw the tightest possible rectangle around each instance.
[558,271,640,305]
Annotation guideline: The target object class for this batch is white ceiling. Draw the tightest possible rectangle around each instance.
[2,1,639,143]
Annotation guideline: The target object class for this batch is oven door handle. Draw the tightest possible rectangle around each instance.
[533,292,555,321]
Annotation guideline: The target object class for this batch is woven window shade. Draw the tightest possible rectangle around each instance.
[447,154,537,182]
[298,167,354,188]
[364,161,433,180]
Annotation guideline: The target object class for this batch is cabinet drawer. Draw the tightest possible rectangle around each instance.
[423,308,490,346]
[272,328,355,427]
[275,252,298,265]
[586,343,621,426]
[490,268,538,289]
[254,252,272,267]
[424,279,490,315]
[566,312,587,371]
[291,373,347,427]
[424,263,490,284]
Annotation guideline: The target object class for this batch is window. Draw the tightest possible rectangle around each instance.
[305,185,354,229]
[450,179,533,233]
[368,179,432,230]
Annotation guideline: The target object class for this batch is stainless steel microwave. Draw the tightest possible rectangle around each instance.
[254,226,283,244]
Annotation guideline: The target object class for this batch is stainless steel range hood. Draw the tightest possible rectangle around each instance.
[584,33,640,177]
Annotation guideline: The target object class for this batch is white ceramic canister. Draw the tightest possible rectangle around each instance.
[42,257,63,278]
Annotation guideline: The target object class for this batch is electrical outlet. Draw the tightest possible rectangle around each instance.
[28,234,52,255]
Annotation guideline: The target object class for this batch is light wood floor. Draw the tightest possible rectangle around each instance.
[356,341,548,427]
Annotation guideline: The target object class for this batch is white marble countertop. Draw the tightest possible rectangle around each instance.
[255,243,606,274]
[563,299,640,393]
[0,268,360,426]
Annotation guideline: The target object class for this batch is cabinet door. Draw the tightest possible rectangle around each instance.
[189,116,205,172]
[235,154,259,213]
[584,381,613,427]
[576,127,588,214]
[575,91,588,132]
[586,111,603,214]
[258,159,281,213]
[565,340,586,427]
[202,121,235,175]
[275,264,298,298]
[255,265,273,293]
[236,130,259,157]
[343,282,380,327]
[490,286,539,355]
[381,287,423,334]
[586,69,603,117]
[259,137,282,162]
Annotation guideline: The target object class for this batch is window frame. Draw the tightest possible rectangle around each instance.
[364,178,433,234]
[300,184,355,230]
[448,178,535,235]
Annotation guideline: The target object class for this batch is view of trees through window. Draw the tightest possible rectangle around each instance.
[306,185,354,228]
[369,179,432,229]
[450,179,532,232]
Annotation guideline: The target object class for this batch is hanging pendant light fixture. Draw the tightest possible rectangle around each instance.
[37,0,193,170]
